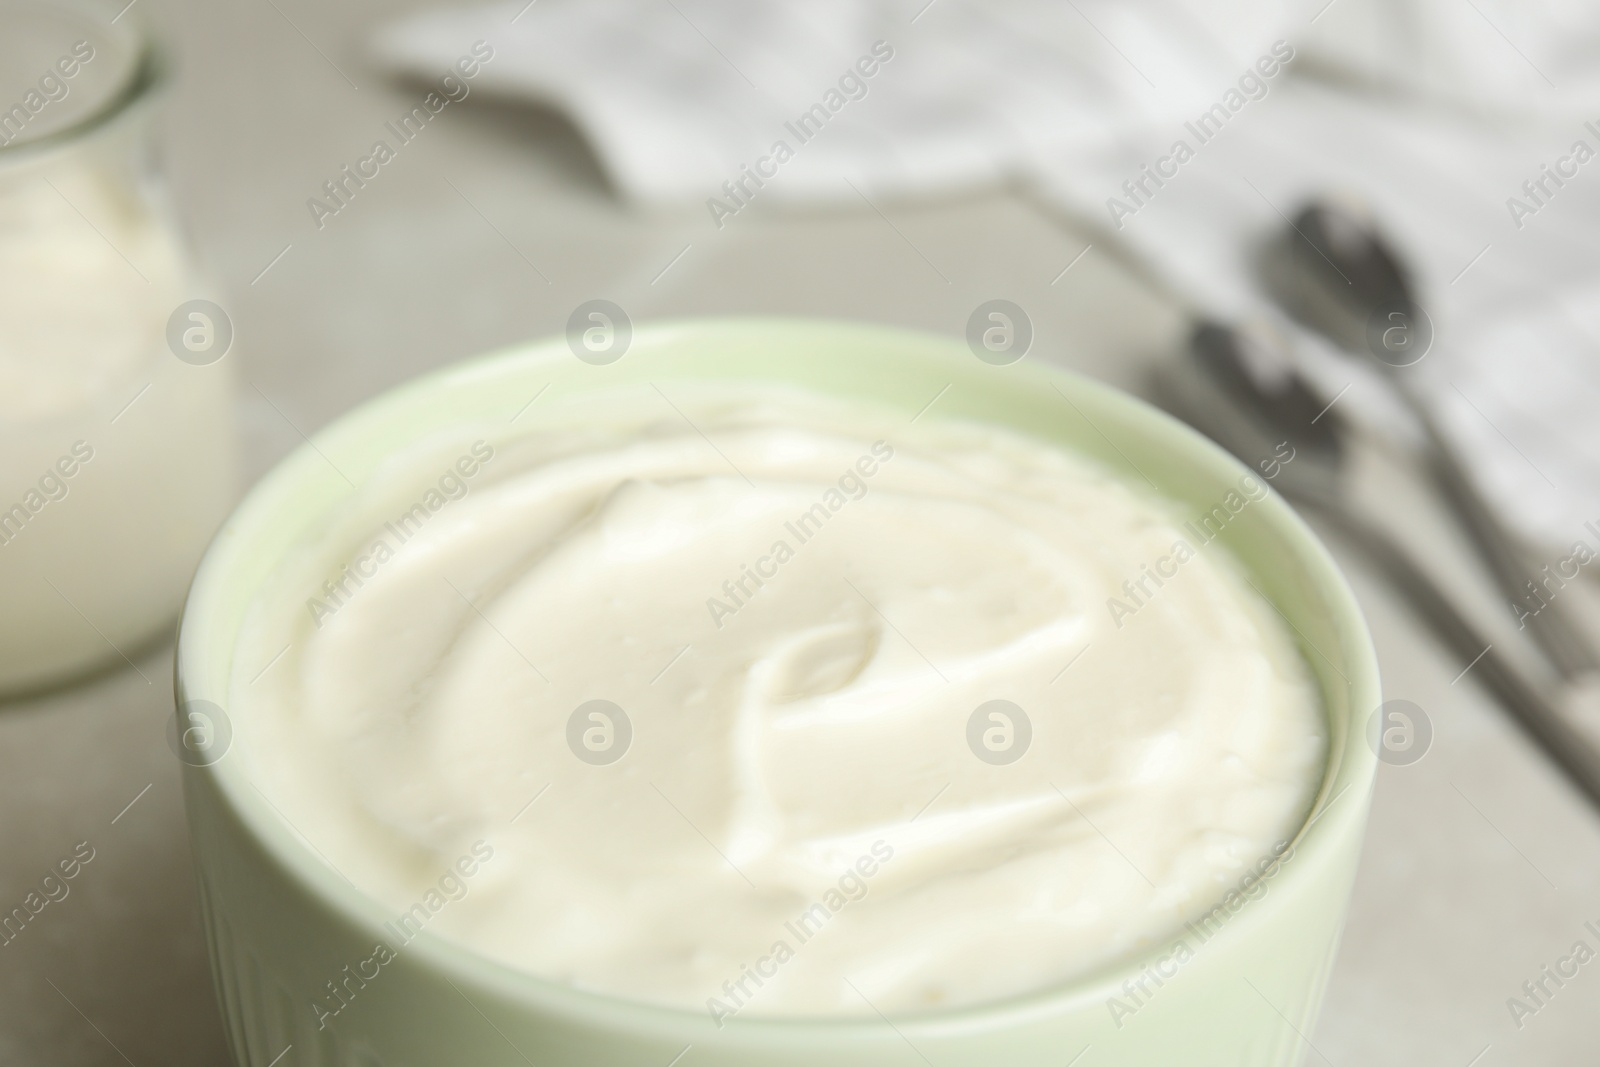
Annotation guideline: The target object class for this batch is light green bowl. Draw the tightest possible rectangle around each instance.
[176,318,1379,1067]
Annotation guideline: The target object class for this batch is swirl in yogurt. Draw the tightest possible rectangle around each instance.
[234,386,1324,1016]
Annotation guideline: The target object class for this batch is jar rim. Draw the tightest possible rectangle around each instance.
[0,0,164,164]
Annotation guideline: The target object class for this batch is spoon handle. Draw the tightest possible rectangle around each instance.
[1392,376,1600,681]
[1319,504,1600,806]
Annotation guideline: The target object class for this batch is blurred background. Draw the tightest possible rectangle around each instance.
[3,0,1600,1062]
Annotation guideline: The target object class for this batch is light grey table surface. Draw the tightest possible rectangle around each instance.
[3,1,1599,1064]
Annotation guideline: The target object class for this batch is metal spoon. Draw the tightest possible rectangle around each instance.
[1162,319,1600,807]
[1265,200,1600,681]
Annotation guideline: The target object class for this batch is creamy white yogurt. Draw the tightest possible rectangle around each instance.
[233,385,1324,1017]
[0,153,236,691]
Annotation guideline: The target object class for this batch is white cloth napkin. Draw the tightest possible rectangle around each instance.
[371,0,1600,550]
[371,0,1292,206]
[1301,0,1600,121]
[1028,73,1600,549]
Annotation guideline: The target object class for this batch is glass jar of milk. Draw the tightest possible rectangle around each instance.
[0,2,236,695]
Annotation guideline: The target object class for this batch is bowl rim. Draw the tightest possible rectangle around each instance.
[175,315,1380,1037]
